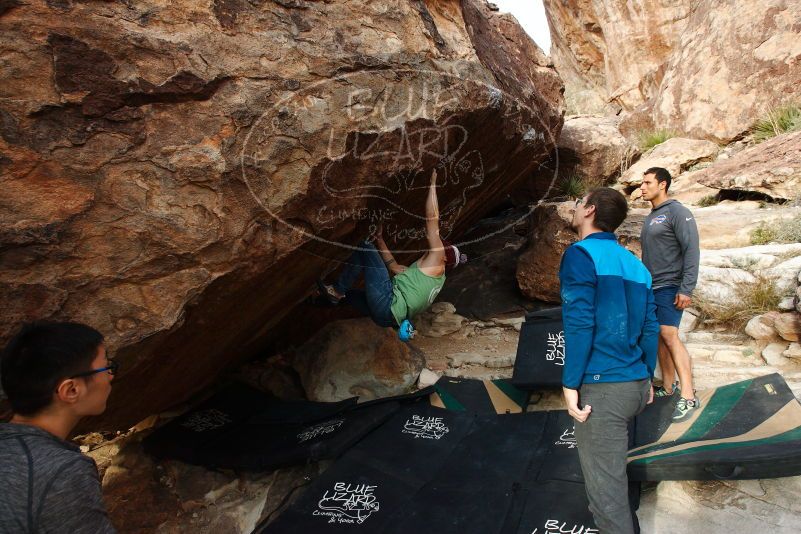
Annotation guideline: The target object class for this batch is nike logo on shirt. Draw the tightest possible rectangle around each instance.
[686,217,693,221]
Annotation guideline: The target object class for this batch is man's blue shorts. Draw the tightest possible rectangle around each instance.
[653,285,683,327]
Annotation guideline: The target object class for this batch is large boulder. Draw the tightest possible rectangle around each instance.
[652,0,801,142]
[694,131,801,201]
[619,138,720,189]
[515,202,577,303]
[542,0,692,112]
[558,115,638,183]
[291,318,425,402]
[515,201,644,303]
[0,0,562,428]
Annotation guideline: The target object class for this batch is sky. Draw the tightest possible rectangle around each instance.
[491,0,551,54]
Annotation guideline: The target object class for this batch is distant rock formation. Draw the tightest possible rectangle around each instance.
[544,0,801,142]
[542,0,692,113]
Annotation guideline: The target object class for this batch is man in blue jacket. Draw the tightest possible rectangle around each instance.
[560,187,659,534]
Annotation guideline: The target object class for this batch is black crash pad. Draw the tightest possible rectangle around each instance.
[512,307,565,389]
[143,382,431,471]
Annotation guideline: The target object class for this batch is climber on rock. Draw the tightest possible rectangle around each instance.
[317,168,466,337]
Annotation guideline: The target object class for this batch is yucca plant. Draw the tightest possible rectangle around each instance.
[559,173,586,199]
[638,129,676,151]
[751,103,801,142]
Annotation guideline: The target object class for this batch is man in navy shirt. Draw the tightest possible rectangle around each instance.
[560,188,659,534]
[640,167,701,421]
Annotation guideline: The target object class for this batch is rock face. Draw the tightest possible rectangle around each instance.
[545,0,801,142]
[515,202,577,303]
[0,1,562,428]
[619,138,720,189]
[435,207,532,320]
[291,318,425,402]
[695,131,801,201]
[558,115,638,183]
[542,0,692,112]
[652,0,801,142]
[516,201,644,303]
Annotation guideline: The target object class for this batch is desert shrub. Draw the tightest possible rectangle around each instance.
[638,129,676,151]
[749,215,801,245]
[696,194,720,207]
[693,274,781,331]
[751,103,801,142]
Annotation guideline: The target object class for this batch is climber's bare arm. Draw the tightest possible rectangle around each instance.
[374,225,407,275]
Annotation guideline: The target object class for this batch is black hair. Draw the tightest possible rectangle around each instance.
[1,321,104,416]
[644,166,672,192]
[585,187,629,233]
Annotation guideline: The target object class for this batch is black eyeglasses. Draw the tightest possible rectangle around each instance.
[575,198,583,207]
[70,360,119,379]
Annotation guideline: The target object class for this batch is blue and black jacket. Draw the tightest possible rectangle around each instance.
[559,232,659,389]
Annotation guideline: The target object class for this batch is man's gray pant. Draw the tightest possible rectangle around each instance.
[575,379,650,534]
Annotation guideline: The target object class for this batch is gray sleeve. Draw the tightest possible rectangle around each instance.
[37,458,116,534]
[673,206,700,296]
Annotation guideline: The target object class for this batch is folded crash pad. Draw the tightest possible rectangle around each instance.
[512,307,565,389]
[629,373,801,481]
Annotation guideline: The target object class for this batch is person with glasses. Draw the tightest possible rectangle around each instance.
[1,321,117,533]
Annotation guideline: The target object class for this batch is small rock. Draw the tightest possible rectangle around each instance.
[417,368,440,389]
[447,353,487,367]
[430,302,456,315]
[784,343,801,361]
[780,297,797,311]
[774,313,801,342]
[485,354,515,368]
[745,314,780,341]
[762,342,791,367]
[481,327,503,336]
[492,316,525,331]
[449,325,476,340]
[416,302,466,337]
[427,360,448,372]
